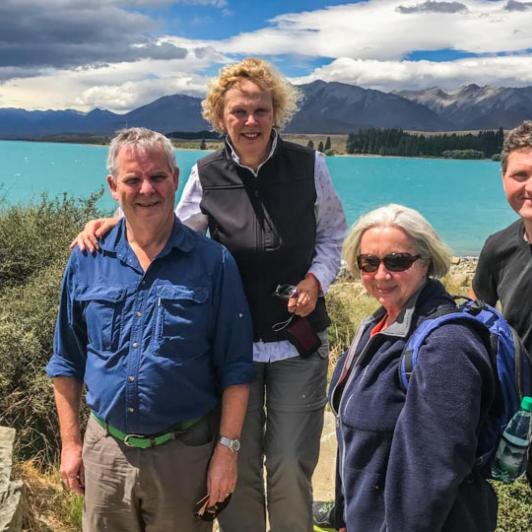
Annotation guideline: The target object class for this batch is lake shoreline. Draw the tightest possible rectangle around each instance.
[0,136,501,162]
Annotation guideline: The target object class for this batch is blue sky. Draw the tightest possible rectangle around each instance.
[1,1,532,112]
[156,1,353,41]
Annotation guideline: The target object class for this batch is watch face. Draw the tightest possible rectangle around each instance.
[220,436,240,452]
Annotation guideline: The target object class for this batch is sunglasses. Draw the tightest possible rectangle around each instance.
[194,493,232,522]
[356,253,422,273]
[273,284,298,300]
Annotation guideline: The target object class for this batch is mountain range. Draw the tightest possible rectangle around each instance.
[1,81,532,138]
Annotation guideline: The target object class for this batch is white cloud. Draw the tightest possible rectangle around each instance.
[290,55,532,91]
[2,1,532,111]
[217,0,532,59]
[0,46,224,112]
[173,0,227,5]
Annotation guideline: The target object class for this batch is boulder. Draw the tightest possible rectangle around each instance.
[0,427,22,531]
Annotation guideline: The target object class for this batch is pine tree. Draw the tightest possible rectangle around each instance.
[324,136,331,151]
[318,141,324,152]
[307,139,314,149]
[200,138,207,150]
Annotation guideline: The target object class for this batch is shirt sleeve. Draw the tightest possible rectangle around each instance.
[309,152,347,293]
[46,252,87,381]
[175,163,209,233]
[472,237,498,306]
[210,246,255,389]
[383,324,495,532]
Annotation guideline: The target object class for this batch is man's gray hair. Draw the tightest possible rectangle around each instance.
[107,127,177,179]
[343,203,452,279]
[501,121,532,174]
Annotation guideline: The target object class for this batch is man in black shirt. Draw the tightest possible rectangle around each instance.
[472,120,532,486]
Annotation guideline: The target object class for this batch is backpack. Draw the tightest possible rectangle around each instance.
[399,297,532,479]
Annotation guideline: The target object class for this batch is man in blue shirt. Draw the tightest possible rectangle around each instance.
[47,127,255,531]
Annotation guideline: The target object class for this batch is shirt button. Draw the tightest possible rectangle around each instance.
[136,311,142,317]
[133,342,139,348]
[128,376,135,382]
[128,407,134,413]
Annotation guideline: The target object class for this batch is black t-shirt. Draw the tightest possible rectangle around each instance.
[473,219,532,353]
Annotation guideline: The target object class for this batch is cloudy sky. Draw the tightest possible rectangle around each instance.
[2,0,532,112]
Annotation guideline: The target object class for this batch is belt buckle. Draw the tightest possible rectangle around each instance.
[123,433,146,447]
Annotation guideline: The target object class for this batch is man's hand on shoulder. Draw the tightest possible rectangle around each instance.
[60,441,85,494]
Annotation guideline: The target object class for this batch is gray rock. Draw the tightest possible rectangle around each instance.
[0,427,22,532]
[0,428,15,500]
[0,481,22,532]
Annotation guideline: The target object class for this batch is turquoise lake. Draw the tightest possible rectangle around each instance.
[0,140,517,255]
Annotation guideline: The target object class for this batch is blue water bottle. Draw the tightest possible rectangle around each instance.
[491,396,532,483]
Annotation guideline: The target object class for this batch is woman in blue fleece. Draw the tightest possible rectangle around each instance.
[330,204,497,532]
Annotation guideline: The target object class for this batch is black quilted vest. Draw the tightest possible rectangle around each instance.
[197,137,330,341]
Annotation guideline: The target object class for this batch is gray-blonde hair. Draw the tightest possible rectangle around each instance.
[343,203,451,278]
[201,57,300,133]
[107,127,177,179]
[501,121,532,173]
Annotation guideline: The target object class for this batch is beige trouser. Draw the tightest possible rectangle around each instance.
[82,413,217,532]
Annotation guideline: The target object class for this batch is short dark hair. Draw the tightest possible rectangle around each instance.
[501,121,532,173]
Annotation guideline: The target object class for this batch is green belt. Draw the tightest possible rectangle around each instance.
[92,413,201,449]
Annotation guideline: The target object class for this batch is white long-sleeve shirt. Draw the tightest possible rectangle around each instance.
[175,136,346,362]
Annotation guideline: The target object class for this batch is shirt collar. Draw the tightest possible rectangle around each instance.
[225,129,279,176]
[369,280,428,338]
[99,215,196,257]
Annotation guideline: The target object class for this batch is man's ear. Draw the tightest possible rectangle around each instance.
[173,167,179,189]
[107,175,119,201]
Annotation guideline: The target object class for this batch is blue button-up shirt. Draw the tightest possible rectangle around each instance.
[47,217,254,435]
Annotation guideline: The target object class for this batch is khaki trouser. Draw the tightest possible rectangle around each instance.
[82,412,217,532]
[219,331,329,532]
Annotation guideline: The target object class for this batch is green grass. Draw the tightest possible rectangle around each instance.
[493,479,532,532]
[18,461,83,531]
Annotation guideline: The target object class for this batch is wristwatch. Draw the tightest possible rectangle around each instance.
[218,436,241,453]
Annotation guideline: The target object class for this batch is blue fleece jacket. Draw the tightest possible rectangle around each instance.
[329,280,498,532]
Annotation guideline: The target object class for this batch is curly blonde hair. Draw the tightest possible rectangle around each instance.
[202,58,300,132]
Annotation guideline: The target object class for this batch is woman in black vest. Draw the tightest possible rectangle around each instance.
[74,58,346,532]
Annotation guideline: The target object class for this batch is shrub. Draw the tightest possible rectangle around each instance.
[0,193,104,465]
[494,479,531,532]
[0,191,104,288]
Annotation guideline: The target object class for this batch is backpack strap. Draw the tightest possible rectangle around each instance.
[399,312,485,391]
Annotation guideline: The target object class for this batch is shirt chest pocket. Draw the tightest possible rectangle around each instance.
[76,286,126,353]
[155,285,210,359]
